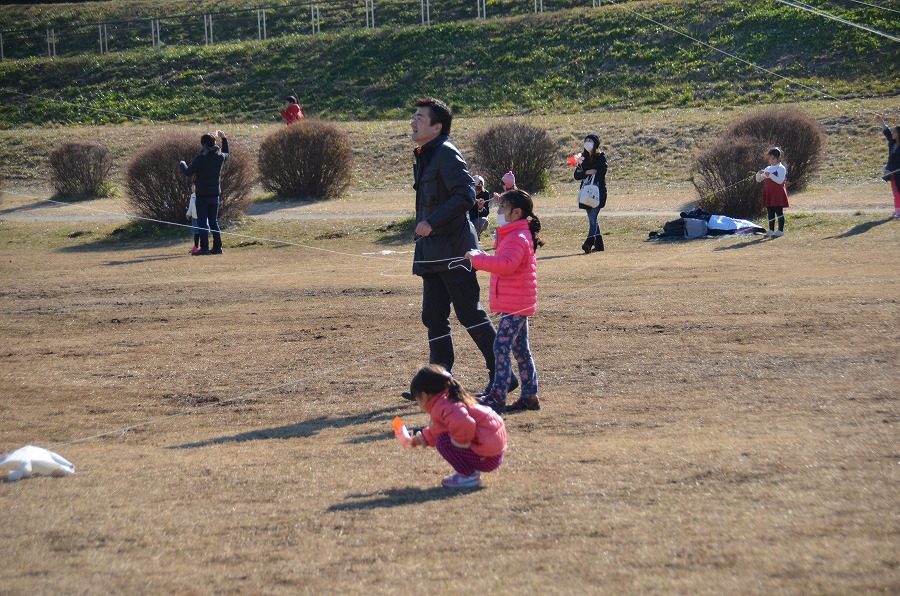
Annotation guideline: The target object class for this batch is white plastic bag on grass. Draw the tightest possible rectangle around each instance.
[0,445,75,481]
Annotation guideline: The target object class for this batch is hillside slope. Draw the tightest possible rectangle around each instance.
[0,0,897,127]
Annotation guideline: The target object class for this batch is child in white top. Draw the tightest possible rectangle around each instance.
[755,147,789,237]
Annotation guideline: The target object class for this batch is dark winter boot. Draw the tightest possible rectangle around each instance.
[582,238,593,254]
[211,232,223,254]
[593,234,605,252]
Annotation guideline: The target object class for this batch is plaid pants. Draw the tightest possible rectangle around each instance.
[435,433,503,476]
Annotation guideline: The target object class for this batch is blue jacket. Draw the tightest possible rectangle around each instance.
[180,138,230,198]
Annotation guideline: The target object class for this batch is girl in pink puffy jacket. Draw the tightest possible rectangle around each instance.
[408,364,507,489]
[465,189,544,414]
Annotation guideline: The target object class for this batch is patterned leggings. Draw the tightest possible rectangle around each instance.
[435,433,503,476]
[491,314,538,400]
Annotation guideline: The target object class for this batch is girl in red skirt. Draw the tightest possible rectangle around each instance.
[876,114,900,218]
[756,147,788,237]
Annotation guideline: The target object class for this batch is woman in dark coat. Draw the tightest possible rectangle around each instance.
[573,133,608,253]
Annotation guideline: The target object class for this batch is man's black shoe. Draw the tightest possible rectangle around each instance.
[477,375,519,398]
[210,248,224,255]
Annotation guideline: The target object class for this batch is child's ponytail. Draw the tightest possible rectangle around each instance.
[527,213,545,251]
[500,189,545,251]
[409,364,476,407]
[447,377,477,407]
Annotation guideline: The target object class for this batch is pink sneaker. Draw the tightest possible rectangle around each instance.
[441,471,481,488]
[189,246,201,254]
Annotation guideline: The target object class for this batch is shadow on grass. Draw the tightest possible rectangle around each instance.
[824,218,893,239]
[103,254,184,266]
[0,195,100,217]
[713,235,771,251]
[247,197,321,215]
[57,221,184,252]
[374,216,416,245]
[169,404,410,449]
[57,220,220,253]
[537,252,586,261]
[677,199,701,213]
[327,485,480,511]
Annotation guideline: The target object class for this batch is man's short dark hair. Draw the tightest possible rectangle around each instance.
[414,97,453,137]
[200,134,216,147]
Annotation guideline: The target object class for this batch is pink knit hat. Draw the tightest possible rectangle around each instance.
[501,171,516,187]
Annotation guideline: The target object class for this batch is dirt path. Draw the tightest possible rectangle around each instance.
[1,182,895,222]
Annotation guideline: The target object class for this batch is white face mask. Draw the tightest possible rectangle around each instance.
[495,212,508,228]
[584,141,595,152]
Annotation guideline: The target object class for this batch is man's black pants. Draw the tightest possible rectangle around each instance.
[421,272,496,381]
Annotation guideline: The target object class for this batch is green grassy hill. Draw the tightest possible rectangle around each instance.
[0,0,897,127]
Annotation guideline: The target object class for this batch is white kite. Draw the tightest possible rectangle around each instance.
[0,445,75,481]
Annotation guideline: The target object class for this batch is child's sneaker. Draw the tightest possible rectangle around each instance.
[772,230,784,237]
[506,395,540,412]
[441,471,481,488]
[478,392,506,414]
[189,246,201,254]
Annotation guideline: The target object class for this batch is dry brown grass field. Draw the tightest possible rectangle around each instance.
[1,103,899,592]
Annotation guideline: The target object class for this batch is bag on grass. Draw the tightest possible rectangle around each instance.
[662,218,686,236]
[684,217,708,238]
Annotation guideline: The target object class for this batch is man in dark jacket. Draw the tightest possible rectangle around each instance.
[179,130,229,255]
[410,97,515,396]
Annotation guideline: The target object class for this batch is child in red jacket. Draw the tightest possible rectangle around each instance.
[280,96,304,125]
[408,364,507,488]
[466,189,544,414]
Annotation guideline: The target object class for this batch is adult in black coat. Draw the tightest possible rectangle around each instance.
[179,130,230,255]
[573,133,608,253]
[410,97,515,395]
[876,114,900,218]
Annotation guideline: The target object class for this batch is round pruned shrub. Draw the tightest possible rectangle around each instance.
[723,107,825,193]
[693,135,769,219]
[125,130,255,225]
[48,142,114,198]
[257,120,354,199]
[470,122,557,194]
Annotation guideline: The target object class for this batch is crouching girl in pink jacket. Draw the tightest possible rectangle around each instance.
[466,189,543,414]
[409,364,507,488]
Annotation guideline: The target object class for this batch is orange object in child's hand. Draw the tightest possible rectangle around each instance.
[392,416,412,447]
